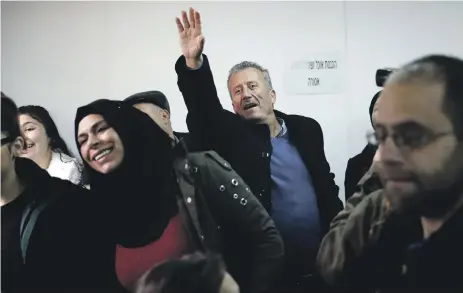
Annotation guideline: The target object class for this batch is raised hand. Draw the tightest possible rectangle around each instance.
[175,7,205,67]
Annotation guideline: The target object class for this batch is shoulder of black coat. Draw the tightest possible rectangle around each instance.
[187,151,233,173]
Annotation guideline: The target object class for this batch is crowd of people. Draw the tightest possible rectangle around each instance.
[2,7,463,293]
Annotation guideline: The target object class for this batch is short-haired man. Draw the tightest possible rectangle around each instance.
[173,8,343,291]
[317,54,463,290]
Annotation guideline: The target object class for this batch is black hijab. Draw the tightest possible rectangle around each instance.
[74,99,178,246]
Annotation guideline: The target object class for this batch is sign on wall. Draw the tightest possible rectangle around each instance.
[283,51,344,95]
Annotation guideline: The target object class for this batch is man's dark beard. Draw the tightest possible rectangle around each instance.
[389,144,463,219]
[387,171,463,219]
[414,176,463,218]
[417,146,463,218]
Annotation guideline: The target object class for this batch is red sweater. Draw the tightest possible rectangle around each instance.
[115,213,190,289]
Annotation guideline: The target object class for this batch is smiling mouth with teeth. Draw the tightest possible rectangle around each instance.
[26,143,34,149]
[93,148,113,161]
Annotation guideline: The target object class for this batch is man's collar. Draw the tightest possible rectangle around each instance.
[275,117,288,138]
[172,136,189,159]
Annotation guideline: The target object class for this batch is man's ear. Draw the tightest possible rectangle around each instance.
[161,109,170,120]
[270,89,276,105]
[161,109,172,126]
[12,136,26,157]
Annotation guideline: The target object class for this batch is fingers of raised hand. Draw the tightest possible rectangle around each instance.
[194,10,201,31]
[182,10,190,29]
[175,17,184,33]
[189,8,195,28]
[176,8,201,35]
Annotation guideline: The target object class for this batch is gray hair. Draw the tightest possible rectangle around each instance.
[227,61,273,96]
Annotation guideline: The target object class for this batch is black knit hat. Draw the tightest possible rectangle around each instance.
[124,91,170,113]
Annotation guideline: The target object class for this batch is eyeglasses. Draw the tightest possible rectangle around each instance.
[1,137,15,146]
[367,129,453,150]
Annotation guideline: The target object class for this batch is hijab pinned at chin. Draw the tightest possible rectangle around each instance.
[74,99,178,246]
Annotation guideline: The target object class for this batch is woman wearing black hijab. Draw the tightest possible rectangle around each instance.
[75,99,284,293]
[75,99,177,246]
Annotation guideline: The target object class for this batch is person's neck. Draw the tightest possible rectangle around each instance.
[1,169,25,206]
[267,114,281,138]
[35,149,53,170]
[421,194,463,239]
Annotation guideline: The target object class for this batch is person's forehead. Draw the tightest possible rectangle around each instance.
[230,68,264,84]
[78,114,104,133]
[376,82,451,130]
[19,114,38,125]
[134,102,162,112]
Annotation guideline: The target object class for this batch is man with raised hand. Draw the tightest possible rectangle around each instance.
[174,7,342,292]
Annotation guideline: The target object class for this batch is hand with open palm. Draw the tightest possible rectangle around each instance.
[175,8,205,68]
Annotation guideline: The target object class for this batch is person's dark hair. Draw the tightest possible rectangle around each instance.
[387,54,463,140]
[134,253,227,293]
[1,92,22,142]
[18,105,75,160]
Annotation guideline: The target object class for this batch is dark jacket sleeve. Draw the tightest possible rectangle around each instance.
[192,151,285,293]
[175,54,240,151]
[344,158,357,201]
[175,54,224,119]
[310,118,343,225]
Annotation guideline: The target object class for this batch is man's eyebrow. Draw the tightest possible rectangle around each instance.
[391,120,427,132]
[375,120,427,130]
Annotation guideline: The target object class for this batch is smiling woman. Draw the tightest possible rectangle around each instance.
[74,100,180,288]
[18,105,83,185]
[77,113,125,174]
[73,99,174,197]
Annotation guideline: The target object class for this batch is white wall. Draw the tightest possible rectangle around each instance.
[344,1,463,157]
[2,1,463,202]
